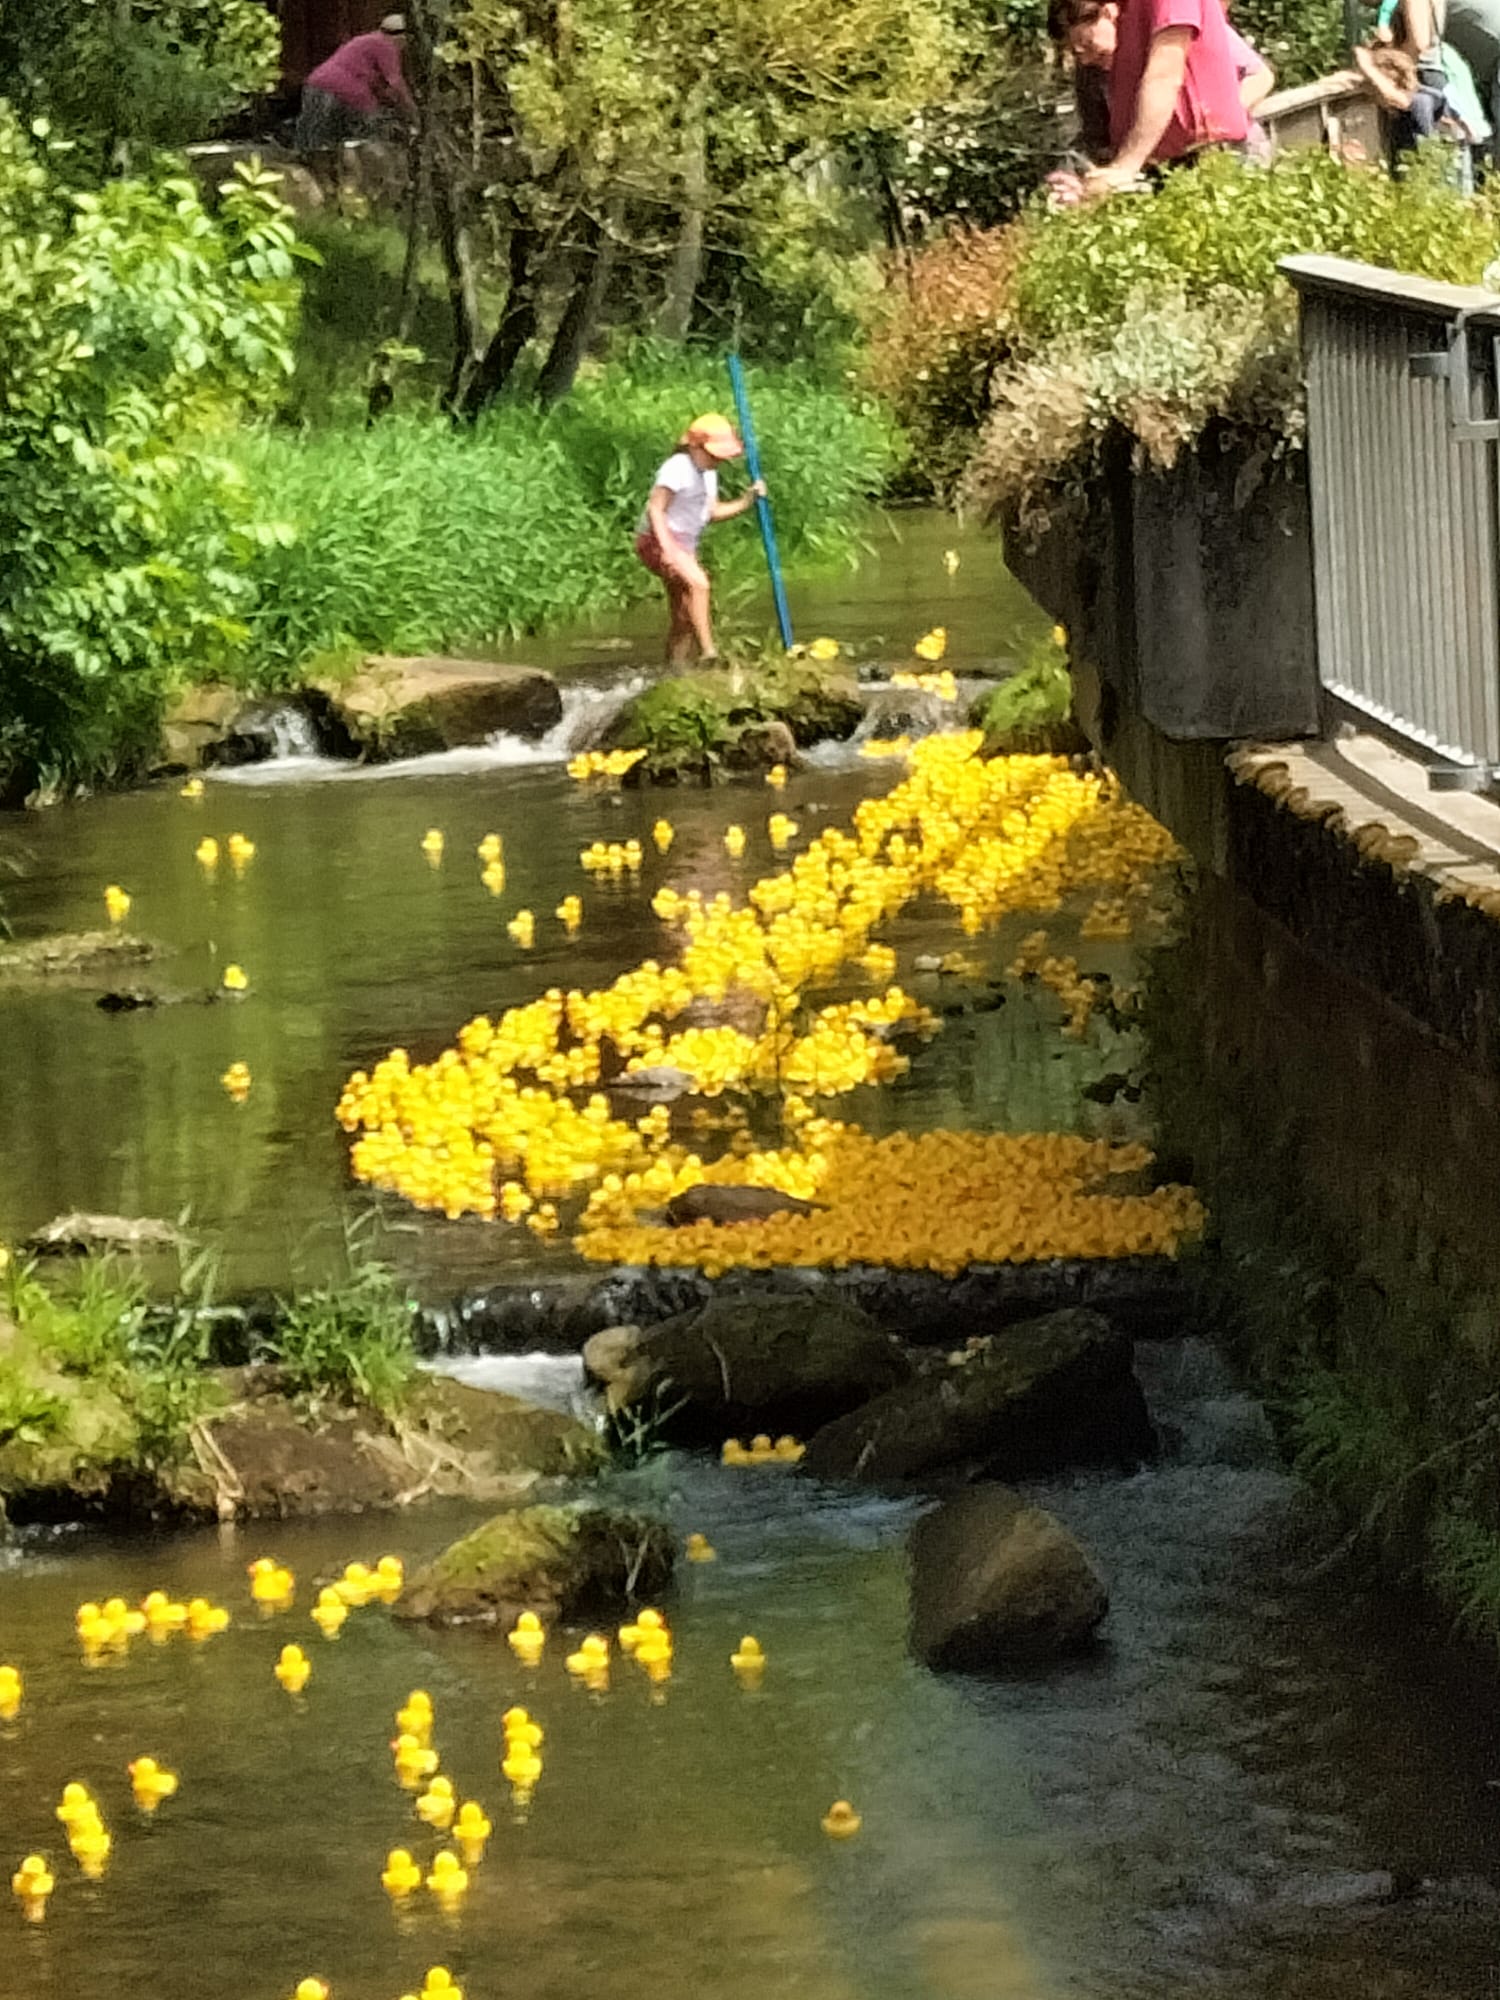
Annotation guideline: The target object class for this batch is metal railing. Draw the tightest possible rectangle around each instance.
[1285,254,1500,775]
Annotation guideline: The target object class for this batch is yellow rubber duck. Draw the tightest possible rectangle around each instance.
[721,1438,750,1466]
[501,1707,542,1749]
[128,1757,179,1811]
[274,1644,311,1694]
[311,1590,347,1639]
[248,1558,294,1603]
[557,893,583,933]
[477,833,503,863]
[374,1554,405,1599]
[913,625,948,662]
[822,1800,862,1839]
[220,1060,252,1102]
[221,963,249,992]
[426,1851,468,1900]
[481,859,507,896]
[724,825,747,859]
[414,1971,462,2000]
[685,1533,716,1563]
[180,777,205,798]
[748,1434,775,1461]
[501,1745,542,1787]
[506,1612,545,1664]
[227,832,256,866]
[70,1825,111,1878]
[103,884,131,923]
[56,1784,95,1830]
[393,1733,438,1787]
[652,819,674,852]
[336,1561,375,1606]
[774,1435,806,1462]
[0,1664,21,1719]
[507,909,536,947]
[730,1636,765,1680]
[454,1801,491,1860]
[420,828,445,860]
[396,1691,434,1739]
[564,1633,610,1675]
[293,1982,329,2000]
[185,1598,230,1640]
[12,1855,54,1918]
[142,1591,189,1632]
[943,548,961,575]
[766,763,788,789]
[195,837,220,869]
[417,1777,456,1830]
[381,1848,423,1899]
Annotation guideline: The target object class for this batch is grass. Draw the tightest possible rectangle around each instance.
[268,1232,419,1420]
[970,629,1076,751]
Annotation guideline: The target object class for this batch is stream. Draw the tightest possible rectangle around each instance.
[3,511,1500,1999]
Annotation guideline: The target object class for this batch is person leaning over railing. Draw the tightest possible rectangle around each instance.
[1351,0,1491,169]
[1045,0,1270,198]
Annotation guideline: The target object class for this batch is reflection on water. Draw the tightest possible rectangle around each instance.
[2,1350,1500,2000]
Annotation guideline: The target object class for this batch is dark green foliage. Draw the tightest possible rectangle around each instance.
[971,627,1075,749]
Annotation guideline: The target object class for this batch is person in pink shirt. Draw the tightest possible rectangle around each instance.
[296,14,415,159]
[1081,0,1249,193]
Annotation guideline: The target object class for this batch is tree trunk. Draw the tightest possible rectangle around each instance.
[461,220,542,416]
[656,114,707,341]
[434,161,484,412]
[535,207,619,407]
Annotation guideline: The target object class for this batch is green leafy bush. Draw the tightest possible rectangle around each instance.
[0,114,302,796]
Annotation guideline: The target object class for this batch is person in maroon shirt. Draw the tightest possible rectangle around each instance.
[295,15,415,160]
[1081,0,1249,194]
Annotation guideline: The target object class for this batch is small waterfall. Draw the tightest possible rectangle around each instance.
[482,675,647,766]
[853,685,961,744]
[261,702,323,759]
[425,1350,592,1416]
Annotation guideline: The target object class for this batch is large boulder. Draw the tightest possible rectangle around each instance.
[581,1292,912,1441]
[157,683,246,771]
[800,1308,1152,1484]
[313,656,562,759]
[909,1485,1108,1669]
[396,1502,674,1628]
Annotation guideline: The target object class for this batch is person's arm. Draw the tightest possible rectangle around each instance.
[710,479,767,522]
[374,35,417,116]
[1090,22,1195,183]
[1231,30,1275,110]
[1395,0,1435,56]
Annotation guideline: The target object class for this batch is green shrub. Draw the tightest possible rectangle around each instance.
[270,1260,419,1419]
[971,627,1075,749]
[0,114,301,796]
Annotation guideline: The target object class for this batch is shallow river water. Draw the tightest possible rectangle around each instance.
[4,513,1500,1999]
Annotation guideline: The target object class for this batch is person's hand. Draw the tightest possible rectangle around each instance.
[1045,169,1086,207]
[1083,161,1147,198]
[750,478,768,499]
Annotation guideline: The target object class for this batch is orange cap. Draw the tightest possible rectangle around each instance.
[682,412,743,460]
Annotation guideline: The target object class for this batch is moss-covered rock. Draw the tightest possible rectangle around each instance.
[396,1502,675,1628]
[0,932,163,987]
[604,662,863,783]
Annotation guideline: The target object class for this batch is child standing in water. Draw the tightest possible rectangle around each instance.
[636,413,766,664]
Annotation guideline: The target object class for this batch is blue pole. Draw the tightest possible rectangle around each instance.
[727,351,794,651]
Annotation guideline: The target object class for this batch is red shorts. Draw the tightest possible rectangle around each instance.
[635,531,672,580]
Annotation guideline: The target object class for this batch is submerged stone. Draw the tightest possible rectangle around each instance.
[396,1501,674,1628]
[909,1484,1109,1669]
[800,1307,1153,1483]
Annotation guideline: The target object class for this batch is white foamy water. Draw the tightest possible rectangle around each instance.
[425,1350,592,1415]
[213,677,646,786]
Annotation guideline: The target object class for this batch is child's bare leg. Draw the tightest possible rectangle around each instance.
[674,555,715,661]
[666,577,695,665]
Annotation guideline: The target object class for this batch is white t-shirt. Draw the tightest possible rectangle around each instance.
[638,452,717,549]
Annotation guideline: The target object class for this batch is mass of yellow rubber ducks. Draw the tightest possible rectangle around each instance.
[566,748,647,781]
[336,735,1198,1267]
[721,1436,804,1466]
[891,669,958,702]
[580,838,643,876]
